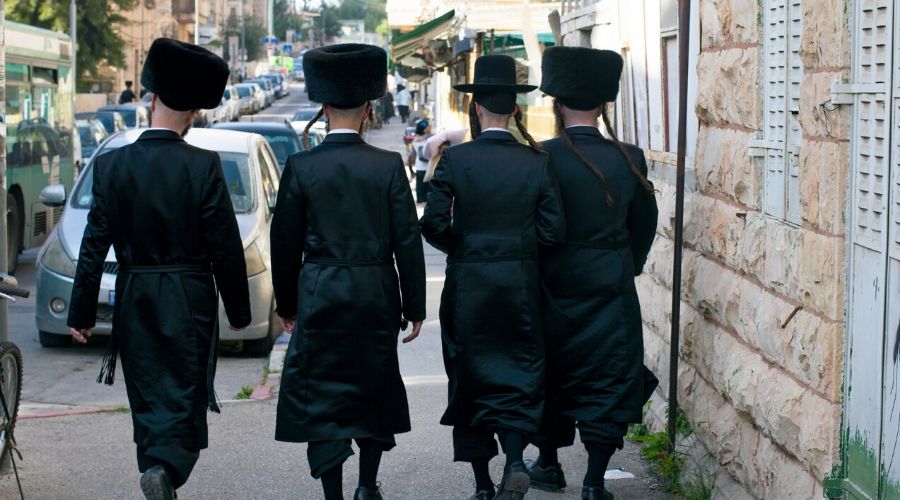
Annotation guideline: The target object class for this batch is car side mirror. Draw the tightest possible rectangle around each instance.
[40,184,66,207]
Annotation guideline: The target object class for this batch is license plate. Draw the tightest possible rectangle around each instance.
[108,291,115,306]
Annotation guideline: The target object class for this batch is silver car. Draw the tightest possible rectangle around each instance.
[35,128,283,356]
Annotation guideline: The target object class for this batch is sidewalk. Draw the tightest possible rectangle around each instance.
[0,385,672,499]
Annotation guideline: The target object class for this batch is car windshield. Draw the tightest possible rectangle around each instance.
[293,109,318,121]
[262,133,301,166]
[118,110,137,127]
[95,114,115,133]
[236,86,251,97]
[74,150,255,213]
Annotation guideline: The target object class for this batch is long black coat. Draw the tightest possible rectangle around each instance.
[271,132,426,443]
[420,130,566,435]
[539,126,658,424]
[68,129,251,453]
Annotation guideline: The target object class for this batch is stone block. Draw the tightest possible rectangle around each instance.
[695,126,762,208]
[799,72,850,141]
[798,231,843,318]
[699,0,759,48]
[695,49,761,129]
[762,220,802,294]
[798,139,848,234]
[799,0,850,70]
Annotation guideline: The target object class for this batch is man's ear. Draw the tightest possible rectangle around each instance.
[150,94,158,114]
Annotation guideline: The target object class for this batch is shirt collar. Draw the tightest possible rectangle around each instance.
[482,127,511,134]
[327,128,360,135]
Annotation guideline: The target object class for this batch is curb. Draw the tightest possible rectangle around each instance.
[249,332,289,400]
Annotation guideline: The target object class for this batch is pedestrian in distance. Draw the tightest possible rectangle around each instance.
[119,80,137,104]
[67,38,251,500]
[524,46,660,500]
[410,119,432,204]
[271,43,427,500]
[381,90,395,124]
[396,84,411,123]
[420,54,566,500]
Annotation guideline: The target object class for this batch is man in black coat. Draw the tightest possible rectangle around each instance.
[68,38,251,500]
[421,55,566,500]
[524,47,659,500]
[271,44,426,500]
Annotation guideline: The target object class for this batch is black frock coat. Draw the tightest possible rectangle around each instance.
[68,129,252,469]
[539,126,658,425]
[271,132,426,443]
[420,130,566,436]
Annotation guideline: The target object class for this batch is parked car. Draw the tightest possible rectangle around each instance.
[213,121,302,171]
[220,85,241,121]
[75,119,109,165]
[292,107,320,122]
[247,78,275,107]
[290,119,327,150]
[262,74,286,98]
[234,83,261,114]
[34,128,283,355]
[292,60,304,81]
[98,104,150,129]
[76,111,126,135]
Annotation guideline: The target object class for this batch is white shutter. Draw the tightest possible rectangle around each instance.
[785,0,803,224]
[845,0,892,495]
[763,0,788,219]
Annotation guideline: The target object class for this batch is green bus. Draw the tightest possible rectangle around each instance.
[4,21,77,273]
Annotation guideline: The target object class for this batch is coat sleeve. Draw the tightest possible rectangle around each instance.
[389,157,426,322]
[626,150,658,276]
[270,158,306,319]
[202,153,251,328]
[67,161,113,329]
[419,149,454,253]
[536,157,566,246]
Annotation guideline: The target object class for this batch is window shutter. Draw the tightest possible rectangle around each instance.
[763,0,788,219]
[785,0,803,224]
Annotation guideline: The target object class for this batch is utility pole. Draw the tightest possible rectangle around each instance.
[70,0,77,88]
[268,0,274,37]
[194,0,200,44]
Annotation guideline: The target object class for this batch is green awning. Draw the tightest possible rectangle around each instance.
[391,10,456,63]
[484,32,556,53]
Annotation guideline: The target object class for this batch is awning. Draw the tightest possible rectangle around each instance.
[391,10,456,63]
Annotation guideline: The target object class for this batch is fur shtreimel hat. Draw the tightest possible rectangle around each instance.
[304,44,387,108]
[140,38,229,111]
[540,46,623,110]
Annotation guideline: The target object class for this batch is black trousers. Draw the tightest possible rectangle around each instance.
[415,171,430,203]
[307,435,397,479]
[452,426,534,462]
[137,445,200,489]
[398,105,409,123]
[533,412,629,450]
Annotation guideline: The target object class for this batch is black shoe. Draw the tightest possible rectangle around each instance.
[354,485,384,500]
[140,466,175,500]
[582,485,614,500]
[524,458,567,491]
[468,490,495,500]
[493,461,530,500]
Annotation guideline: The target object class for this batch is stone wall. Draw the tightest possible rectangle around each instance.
[634,0,850,497]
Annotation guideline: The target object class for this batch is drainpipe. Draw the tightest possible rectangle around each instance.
[667,0,691,453]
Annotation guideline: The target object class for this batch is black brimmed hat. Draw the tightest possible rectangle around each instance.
[140,38,230,111]
[304,44,387,108]
[540,46,623,110]
[453,55,536,93]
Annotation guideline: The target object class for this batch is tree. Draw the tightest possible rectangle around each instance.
[6,0,140,84]
[223,14,267,62]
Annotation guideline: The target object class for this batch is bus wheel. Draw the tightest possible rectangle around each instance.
[6,194,20,275]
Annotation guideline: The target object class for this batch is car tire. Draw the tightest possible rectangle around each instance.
[242,300,277,357]
[39,330,72,348]
[6,194,20,275]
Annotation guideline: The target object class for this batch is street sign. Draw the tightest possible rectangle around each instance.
[283,43,293,56]
[261,36,280,45]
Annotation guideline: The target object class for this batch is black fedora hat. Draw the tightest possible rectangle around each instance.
[454,55,536,93]
[304,43,387,108]
[140,38,229,111]
[540,46,623,110]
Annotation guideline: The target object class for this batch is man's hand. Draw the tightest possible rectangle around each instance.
[402,320,423,344]
[69,327,92,344]
[279,315,296,333]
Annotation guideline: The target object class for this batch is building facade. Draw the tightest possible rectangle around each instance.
[559,0,899,498]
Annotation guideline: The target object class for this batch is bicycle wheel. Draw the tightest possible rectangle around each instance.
[0,341,23,466]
